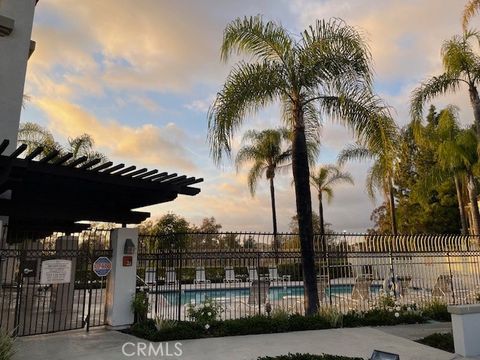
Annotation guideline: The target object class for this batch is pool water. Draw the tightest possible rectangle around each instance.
[159,285,381,305]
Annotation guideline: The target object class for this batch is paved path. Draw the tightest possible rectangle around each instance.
[378,321,452,340]
[14,325,459,360]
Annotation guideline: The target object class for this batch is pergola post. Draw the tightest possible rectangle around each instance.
[105,227,138,329]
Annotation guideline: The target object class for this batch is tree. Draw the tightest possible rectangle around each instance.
[338,116,399,234]
[17,122,107,162]
[463,0,480,30]
[411,31,480,141]
[208,16,388,315]
[192,217,223,249]
[309,165,353,237]
[139,213,191,250]
[235,128,292,255]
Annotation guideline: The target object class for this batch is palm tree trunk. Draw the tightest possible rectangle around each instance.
[468,85,480,139]
[467,171,480,235]
[454,174,468,235]
[388,179,398,235]
[269,176,279,264]
[291,105,319,316]
[318,192,326,254]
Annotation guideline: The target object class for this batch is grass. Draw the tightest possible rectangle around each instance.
[416,332,454,353]
[257,354,364,360]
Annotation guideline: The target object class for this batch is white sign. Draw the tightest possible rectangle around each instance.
[40,259,72,284]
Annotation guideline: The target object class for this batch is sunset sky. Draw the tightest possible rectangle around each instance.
[22,0,476,232]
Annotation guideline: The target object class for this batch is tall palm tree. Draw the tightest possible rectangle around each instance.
[338,116,399,234]
[310,165,353,238]
[207,16,389,314]
[235,128,292,254]
[463,0,480,31]
[411,31,480,140]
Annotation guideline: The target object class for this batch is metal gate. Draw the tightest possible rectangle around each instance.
[0,228,112,336]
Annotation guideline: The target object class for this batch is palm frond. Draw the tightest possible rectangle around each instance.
[208,61,285,164]
[247,160,265,197]
[410,74,461,122]
[463,0,480,31]
[221,15,292,63]
[337,144,372,165]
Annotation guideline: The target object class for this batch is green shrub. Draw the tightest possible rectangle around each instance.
[318,307,343,328]
[131,292,149,324]
[257,354,363,360]
[422,300,450,321]
[186,297,223,328]
[0,331,14,360]
[416,332,454,353]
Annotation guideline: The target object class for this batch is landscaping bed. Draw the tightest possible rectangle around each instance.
[416,332,454,353]
[257,354,363,360]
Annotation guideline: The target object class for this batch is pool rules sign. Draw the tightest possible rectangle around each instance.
[93,256,112,277]
[40,259,72,284]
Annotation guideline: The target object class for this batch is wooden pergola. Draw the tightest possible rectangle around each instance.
[0,139,203,241]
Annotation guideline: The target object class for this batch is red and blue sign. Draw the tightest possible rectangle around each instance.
[93,256,112,277]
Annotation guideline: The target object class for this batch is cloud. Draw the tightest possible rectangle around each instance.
[34,98,197,171]
[185,95,216,113]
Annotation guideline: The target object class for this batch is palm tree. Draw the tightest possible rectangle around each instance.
[463,0,480,31]
[18,122,107,163]
[411,31,480,140]
[310,165,353,238]
[235,128,292,255]
[207,16,389,314]
[338,116,399,234]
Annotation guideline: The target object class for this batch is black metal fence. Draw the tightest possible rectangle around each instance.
[0,228,112,336]
[137,232,480,321]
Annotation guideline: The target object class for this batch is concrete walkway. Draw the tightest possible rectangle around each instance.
[13,325,460,360]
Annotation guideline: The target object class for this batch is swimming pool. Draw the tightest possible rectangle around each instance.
[158,284,381,305]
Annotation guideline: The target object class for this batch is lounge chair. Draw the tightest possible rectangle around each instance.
[394,276,412,297]
[165,267,177,285]
[193,266,211,285]
[223,266,241,283]
[247,266,259,283]
[268,266,291,282]
[432,274,452,298]
[351,274,373,301]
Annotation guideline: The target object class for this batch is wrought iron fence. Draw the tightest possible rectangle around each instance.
[137,232,480,321]
[0,228,112,336]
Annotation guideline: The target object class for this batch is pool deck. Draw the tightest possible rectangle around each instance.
[13,323,467,360]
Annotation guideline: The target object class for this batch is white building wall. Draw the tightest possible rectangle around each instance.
[0,0,36,152]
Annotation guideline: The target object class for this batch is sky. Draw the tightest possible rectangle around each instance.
[22,0,477,233]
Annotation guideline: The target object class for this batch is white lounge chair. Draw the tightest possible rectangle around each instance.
[432,274,452,298]
[194,266,211,285]
[247,266,259,283]
[351,274,373,301]
[268,266,291,283]
[224,266,241,283]
[317,275,329,301]
[165,267,177,285]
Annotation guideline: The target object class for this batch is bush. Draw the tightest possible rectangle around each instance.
[257,354,363,360]
[0,331,14,360]
[416,332,454,353]
[186,297,223,329]
[421,300,450,321]
[131,291,149,324]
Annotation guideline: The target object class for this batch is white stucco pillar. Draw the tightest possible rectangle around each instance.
[0,0,37,152]
[106,228,138,329]
[448,304,480,357]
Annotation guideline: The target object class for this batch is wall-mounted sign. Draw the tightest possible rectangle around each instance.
[93,256,112,277]
[40,259,72,284]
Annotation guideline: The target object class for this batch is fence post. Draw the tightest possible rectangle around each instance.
[257,251,261,316]
[326,247,332,306]
[389,249,397,299]
[177,246,183,322]
[447,250,455,304]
